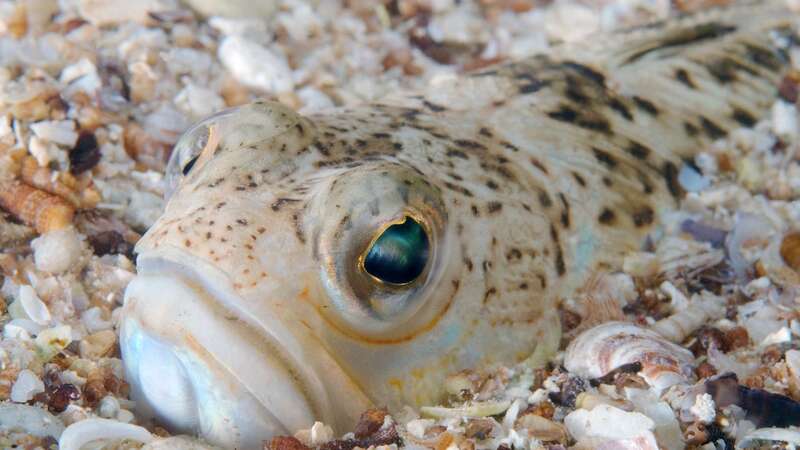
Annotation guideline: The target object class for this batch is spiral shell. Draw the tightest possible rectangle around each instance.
[564,322,695,391]
[21,157,100,208]
[0,181,75,233]
[649,291,726,343]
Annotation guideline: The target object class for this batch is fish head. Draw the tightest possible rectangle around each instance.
[120,101,468,448]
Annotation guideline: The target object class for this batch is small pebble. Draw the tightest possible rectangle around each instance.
[15,285,51,325]
[11,369,45,403]
[31,228,85,274]
[69,132,101,174]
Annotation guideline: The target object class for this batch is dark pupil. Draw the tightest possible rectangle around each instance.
[364,217,429,285]
[182,155,199,175]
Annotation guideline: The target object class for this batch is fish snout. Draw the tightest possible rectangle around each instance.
[120,265,324,449]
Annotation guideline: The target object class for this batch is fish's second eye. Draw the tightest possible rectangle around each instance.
[362,216,429,285]
[182,155,200,175]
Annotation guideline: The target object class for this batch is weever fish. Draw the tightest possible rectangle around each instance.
[119,2,797,448]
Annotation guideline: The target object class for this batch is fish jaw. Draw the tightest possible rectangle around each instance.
[120,251,368,448]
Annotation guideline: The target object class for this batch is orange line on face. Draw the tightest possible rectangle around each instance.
[310,289,455,345]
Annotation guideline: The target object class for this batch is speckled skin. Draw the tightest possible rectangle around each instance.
[121,3,795,447]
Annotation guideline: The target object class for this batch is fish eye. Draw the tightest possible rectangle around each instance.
[165,122,214,198]
[312,164,449,337]
[164,102,311,200]
[182,155,200,176]
[361,216,429,285]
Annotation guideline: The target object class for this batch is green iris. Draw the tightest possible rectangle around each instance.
[364,216,429,285]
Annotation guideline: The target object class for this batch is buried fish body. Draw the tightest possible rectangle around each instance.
[120,3,795,448]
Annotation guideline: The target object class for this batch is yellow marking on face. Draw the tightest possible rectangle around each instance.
[388,378,404,392]
[311,291,455,345]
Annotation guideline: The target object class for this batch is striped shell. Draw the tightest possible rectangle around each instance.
[0,181,75,233]
[564,322,695,391]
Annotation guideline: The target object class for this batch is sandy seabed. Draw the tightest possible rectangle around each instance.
[2,0,800,449]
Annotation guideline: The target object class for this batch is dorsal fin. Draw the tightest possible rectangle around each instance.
[569,0,793,160]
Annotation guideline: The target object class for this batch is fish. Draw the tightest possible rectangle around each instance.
[119,2,796,448]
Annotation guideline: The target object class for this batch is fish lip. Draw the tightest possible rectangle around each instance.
[122,247,334,446]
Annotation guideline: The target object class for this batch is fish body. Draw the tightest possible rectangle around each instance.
[120,3,795,448]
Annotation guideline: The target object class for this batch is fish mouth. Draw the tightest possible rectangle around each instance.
[120,251,331,449]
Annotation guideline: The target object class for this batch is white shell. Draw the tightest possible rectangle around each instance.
[16,284,51,325]
[564,322,695,391]
[736,427,800,449]
[420,400,511,419]
[565,404,658,450]
[29,120,78,147]
[77,0,175,26]
[58,418,154,450]
[10,369,45,403]
[31,227,85,274]
[0,403,64,438]
[142,436,223,449]
[217,35,294,94]
[649,291,726,343]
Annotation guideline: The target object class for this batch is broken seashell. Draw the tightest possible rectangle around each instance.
[572,435,659,450]
[76,0,173,26]
[736,427,800,449]
[4,318,43,339]
[515,413,567,443]
[14,284,51,325]
[649,291,726,343]
[0,403,64,438]
[2,82,61,121]
[706,346,759,380]
[59,418,154,450]
[142,435,223,449]
[79,329,116,359]
[0,181,75,233]
[565,322,695,391]
[35,325,72,361]
[294,421,333,447]
[575,392,634,412]
[420,400,511,419]
[10,369,45,403]
[31,227,85,274]
[680,219,727,248]
[29,120,78,148]
[689,393,716,424]
[183,0,277,18]
[21,156,101,209]
[28,136,59,167]
[726,213,775,280]
[565,404,658,449]
[444,371,476,396]
[625,388,684,450]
